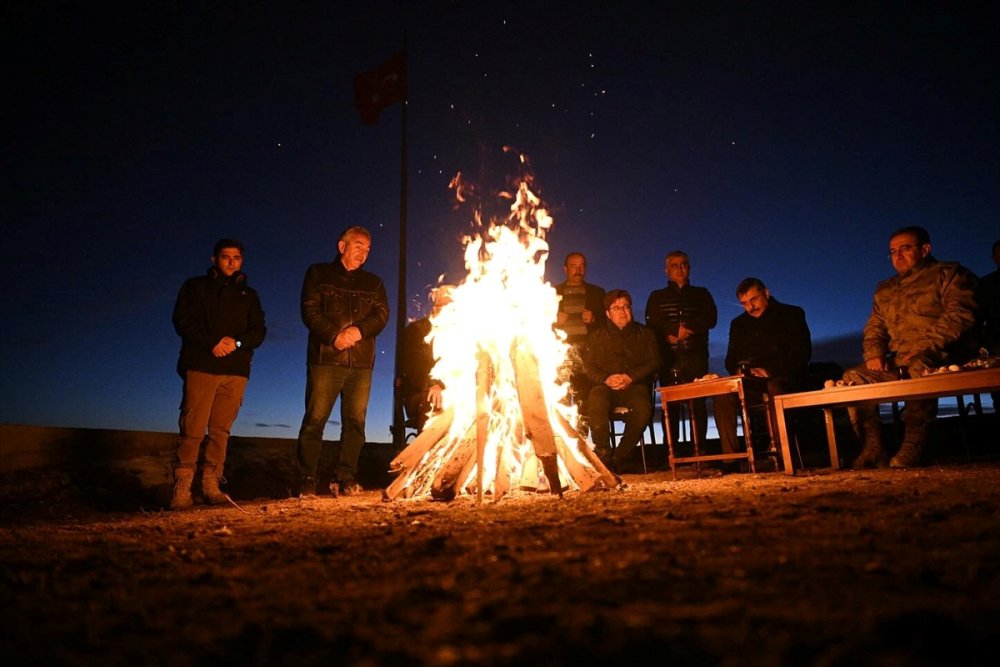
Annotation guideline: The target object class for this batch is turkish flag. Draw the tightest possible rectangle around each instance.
[353,50,407,125]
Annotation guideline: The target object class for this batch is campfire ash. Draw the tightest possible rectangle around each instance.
[385,155,619,502]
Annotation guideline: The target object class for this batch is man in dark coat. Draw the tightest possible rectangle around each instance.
[644,250,718,444]
[584,289,661,472]
[171,238,266,509]
[295,226,389,497]
[398,286,452,433]
[714,277,811,464]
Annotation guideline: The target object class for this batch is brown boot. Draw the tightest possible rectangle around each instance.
[201,466,229,505]
[170,468,194,510]
[851,436,889,470]
[890,441,923,468]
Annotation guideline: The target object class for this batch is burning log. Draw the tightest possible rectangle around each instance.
[431,427,478,501]
[383,163,623,502]
[512,340,562,496]
[475,349,490,503]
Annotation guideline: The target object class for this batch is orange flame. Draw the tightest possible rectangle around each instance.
[390,160,609,501]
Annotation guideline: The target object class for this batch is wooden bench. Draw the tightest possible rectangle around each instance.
[772,367,1000,474]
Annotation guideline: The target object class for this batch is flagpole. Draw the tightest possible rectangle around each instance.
[391,50,409,451]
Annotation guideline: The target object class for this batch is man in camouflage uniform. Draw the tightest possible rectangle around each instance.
[846,226,979,469]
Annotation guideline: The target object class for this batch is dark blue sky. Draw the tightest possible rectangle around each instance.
[4,1,997,440]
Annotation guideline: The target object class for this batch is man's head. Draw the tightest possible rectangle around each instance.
[604,289,633,329]
[736,277,770,319]
[888,225,931,275]
[563,252,587,286]
[212,238,244,277]
[339,226,372,271]
[664,251,690,287]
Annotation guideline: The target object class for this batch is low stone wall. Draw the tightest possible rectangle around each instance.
[0,424,400,511]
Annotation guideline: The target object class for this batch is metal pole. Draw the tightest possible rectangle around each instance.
[391,50,409,451]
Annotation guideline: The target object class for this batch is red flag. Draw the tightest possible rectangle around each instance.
[353,50,407,125]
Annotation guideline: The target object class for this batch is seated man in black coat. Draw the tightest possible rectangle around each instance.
[583,289,661,472]
[714,277,812,465]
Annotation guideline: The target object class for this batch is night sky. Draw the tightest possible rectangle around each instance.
[4,1,997,441]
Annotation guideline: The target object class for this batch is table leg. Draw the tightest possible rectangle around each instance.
[664,402,677,480]
[823,408,839,470]
[775,403,795,475]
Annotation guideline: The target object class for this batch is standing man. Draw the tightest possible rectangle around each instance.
[644,250,718,443]
[554,252,606,432]
[714,277,811,465]
[171,238,266,509]
[296,226,389,497]
[584,289,661,472]
[846,226,979,468]
[398,286,452,433]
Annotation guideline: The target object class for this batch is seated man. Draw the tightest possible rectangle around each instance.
[846,226,979,469]
[583,289,661,472]
[398,286,452,433]
[714,278,812,467]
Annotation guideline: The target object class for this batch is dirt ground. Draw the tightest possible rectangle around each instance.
[3,433,1000,667]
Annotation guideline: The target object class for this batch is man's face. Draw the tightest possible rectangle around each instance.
[607,297,633,329]
[665,255,690,286]
[212,247,243,277]
[888,232,930,275]
[739,286,770,319]
[339,233,371,271]
[564,255,586,286]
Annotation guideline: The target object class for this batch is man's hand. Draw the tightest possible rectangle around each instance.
[667,324,693,344]
[605,373,633,390]
[333,326,362,350]
[750,367,770,378]
[427,384,444,411]
[556,311,569,325]
[212,336,238,357]
[865,358,889,372]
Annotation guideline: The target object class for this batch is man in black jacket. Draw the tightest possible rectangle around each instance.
[584,289,661,472]
[296,226,389,497]
[714,277,811,464]
[644,250,718,444]
[171,238,267,509]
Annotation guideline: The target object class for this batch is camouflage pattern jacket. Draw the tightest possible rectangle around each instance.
[863,256,979,372]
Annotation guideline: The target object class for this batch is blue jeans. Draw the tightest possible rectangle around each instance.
[296,364,372,482]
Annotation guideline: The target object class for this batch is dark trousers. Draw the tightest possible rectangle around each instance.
[297,364,372,483]
[714,377,795,455]
[588,383,652,461]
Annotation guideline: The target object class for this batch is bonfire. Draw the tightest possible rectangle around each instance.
[385,155,619,502]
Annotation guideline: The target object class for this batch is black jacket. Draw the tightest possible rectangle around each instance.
[301,258,389,368]
[583,321,661,387]
[724,298,811,379]
[644,282,718,368]
[173,268,266,378]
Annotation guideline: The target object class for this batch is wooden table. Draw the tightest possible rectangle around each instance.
[772,366,1000,474]
[658,375,773,478]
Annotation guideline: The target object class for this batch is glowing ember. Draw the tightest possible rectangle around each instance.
[386,157,618,501]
